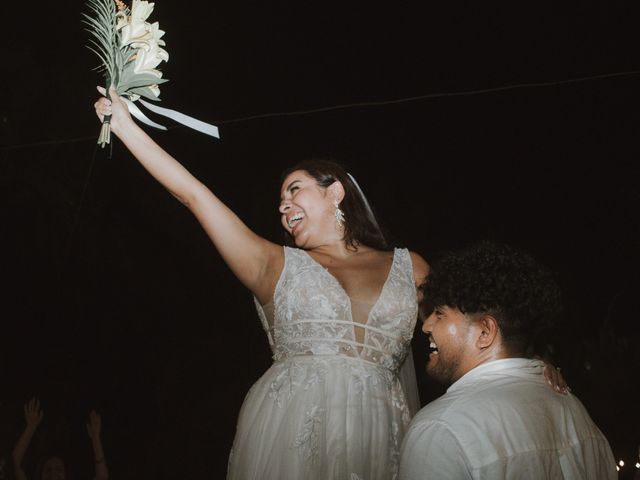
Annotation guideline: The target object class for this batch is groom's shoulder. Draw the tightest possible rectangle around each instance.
[410,391,467,429]
[410,380,513,431]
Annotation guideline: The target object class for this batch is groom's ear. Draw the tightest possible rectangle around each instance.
[476,314,500,350]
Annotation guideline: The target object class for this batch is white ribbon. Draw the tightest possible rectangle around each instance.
[121,97,220,139]
[121,97,167,130]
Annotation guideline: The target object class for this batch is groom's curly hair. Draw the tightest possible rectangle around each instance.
[420,241,562,355]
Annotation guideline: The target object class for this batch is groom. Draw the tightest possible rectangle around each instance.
[399,241,616,479]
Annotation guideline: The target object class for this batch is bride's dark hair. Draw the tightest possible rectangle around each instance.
[281,158,390,251]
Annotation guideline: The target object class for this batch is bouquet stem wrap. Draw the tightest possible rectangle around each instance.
[97,118,112,147]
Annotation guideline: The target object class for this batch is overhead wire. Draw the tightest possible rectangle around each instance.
[1,69,639,152]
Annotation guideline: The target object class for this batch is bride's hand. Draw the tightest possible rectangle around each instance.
[543,363,570,395]
[94,86,132,135]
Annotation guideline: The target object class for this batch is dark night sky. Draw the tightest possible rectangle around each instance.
[1,2,639,478]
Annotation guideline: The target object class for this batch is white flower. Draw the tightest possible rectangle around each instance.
[149,22,166,47]
[147,84,161,98]
[130,0,155,23]
[119,1,166,51]
[120,19,152,47]
[133,21,166,50]
[116,10,128,30]
[112,0,168,102]
[132,41,169,76]
[126,83,160,102]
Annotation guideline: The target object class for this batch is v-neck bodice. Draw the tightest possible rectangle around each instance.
[254,246,418,372]
[301,249,395,326]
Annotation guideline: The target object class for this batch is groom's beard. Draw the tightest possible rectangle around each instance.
[425,345,464,386]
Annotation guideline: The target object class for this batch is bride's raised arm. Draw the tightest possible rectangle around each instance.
[94,86,282,303]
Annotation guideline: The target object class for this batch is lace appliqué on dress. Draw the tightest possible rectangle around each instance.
[293,406,325,463]
[268,360,329,407]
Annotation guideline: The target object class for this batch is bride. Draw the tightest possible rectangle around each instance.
[95,86,427,479]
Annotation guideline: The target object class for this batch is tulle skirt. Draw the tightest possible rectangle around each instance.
[227,355,411,480]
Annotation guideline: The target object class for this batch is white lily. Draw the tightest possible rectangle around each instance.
[147,84,161,98]
[149,22,166,47]
[132,41,169,76]
[130,0,155,23]
[119,1,161,48]
[120,19,152,46]
[126,83,160,102]
[116,10,128,30]
[122,22,166,52]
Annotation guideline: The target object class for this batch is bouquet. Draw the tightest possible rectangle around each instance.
[84,0,218,147]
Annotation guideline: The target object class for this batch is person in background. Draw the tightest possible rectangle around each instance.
[86,410,108,480]
[12,398,109,480]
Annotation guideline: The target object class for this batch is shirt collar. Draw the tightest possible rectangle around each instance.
[447,358,546,393]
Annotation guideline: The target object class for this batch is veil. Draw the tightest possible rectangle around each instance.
[347,173,421,416]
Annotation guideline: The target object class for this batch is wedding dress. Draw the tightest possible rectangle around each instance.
[227,246,419,480]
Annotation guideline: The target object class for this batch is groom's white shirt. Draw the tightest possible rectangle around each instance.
[399,358,616,479]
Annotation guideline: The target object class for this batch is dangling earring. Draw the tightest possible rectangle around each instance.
[334,201,345,229]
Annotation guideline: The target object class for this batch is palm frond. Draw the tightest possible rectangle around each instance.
[85,44,110,73]
[82,0,118,83]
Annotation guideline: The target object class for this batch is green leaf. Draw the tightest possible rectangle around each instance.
[119,74,169,91]
[83,0,118,75]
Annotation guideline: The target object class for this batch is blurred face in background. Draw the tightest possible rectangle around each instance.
[41,456,66,480]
